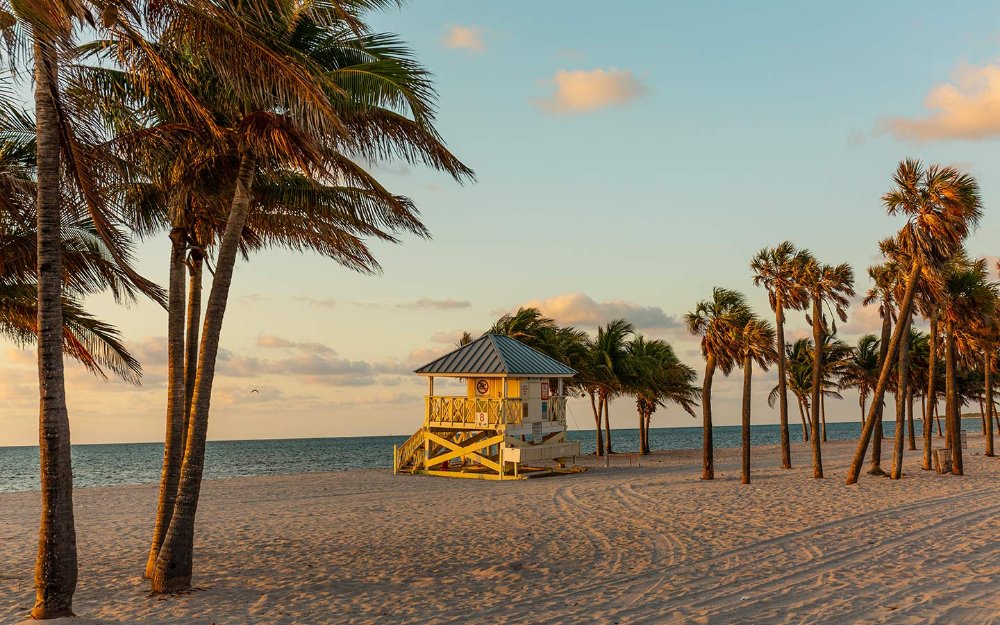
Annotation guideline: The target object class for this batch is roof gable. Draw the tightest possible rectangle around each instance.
[414,334,577,377]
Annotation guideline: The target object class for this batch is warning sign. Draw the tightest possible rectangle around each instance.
[476,379,490,396]
[541,382,550,400]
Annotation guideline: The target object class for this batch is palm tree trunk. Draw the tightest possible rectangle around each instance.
[637,407,645,455]
[860,394,866,424]
[144,227,188,578]
[774,299,792,469]
[890,311,910,479]
[183,249,203,446]
[741,354,752,485]
[798,396,809,441]
[868,305,892,476]
[820,394,827,442]
[945,320,963,475]
[906,387,916,451]
[643,413,652,455]
[701,356,717,480]
[31,35,78,620]
[986,354,995,457]
[809,297,824,479]
[935,400,944,437]
[151,155,257,593]
[602,395,613,455]
[923,315,937,470]
[589,390,604,456]
[848,260,917,485]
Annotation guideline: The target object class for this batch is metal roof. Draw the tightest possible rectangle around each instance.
[414,334,577,377]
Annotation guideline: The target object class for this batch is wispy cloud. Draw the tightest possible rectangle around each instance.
[519,292,679,330]
[256,334,335,354]
[443,25,484,53]
[537,68,646,114]
[294,296,337,309]
[396,298,471,310]
[883,62,1000,141]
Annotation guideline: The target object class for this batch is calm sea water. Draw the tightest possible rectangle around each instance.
[0,420,985,493]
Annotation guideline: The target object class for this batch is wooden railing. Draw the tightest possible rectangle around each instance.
[394,428,426,473]
[425,396,570,427]
[425,396,522,427]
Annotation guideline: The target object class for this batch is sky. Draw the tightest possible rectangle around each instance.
[4,0,1000,445]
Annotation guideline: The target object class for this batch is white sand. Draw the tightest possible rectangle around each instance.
[2,437,998,624]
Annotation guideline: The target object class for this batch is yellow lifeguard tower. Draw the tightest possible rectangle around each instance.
[393,334,581,479]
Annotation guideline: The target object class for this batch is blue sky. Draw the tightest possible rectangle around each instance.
[3,1,1000,445]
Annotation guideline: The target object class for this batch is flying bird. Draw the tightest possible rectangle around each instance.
[250,389,259,395]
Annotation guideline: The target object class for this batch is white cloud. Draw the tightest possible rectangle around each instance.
[396,298,471,310]
[883,62,1000,141]
[256,334,335,354]
[519,292,679,330]
[443,25,484,53]
[537,68,646,114]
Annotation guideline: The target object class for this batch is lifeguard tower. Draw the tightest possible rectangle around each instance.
[393,334,581,479]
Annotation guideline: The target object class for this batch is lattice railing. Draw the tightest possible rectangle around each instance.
[425,396,522,427]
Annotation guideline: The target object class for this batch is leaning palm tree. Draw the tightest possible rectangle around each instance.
[750,242,811,469]
[734,316,777,484]
[801,258,854,478]
[847,161,982,484]
[685,287,752,480]
[138,1,473,593]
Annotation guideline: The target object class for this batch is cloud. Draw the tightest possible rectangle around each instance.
[294,296,337,309]
[443,25,484,53]
[537,69,646,114]
[396,298,471,310]
[430,330,467,345]
[883,62,1000,141]
[256,334,334,354]
[519,293,679,330]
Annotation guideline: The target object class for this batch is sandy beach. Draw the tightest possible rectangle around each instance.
[2,437,998,625]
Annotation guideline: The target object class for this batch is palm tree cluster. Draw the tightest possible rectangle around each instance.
[1,0,472,614]
[477,307,699,457]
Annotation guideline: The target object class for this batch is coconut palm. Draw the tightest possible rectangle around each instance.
[848,160,982,484]
[750,242,811,469]
[841,335,880,422]
[889,307,911,480]
[801,258,854,478]
[734,317,777,484]
[685,287,752,480]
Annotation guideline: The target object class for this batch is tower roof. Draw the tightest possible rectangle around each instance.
[414,334,577,377]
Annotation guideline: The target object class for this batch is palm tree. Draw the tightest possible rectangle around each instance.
[143,1,472,593]
[847,161,982,484]
[590,319,634,455]
[801,258,854,478]
[940,257,996,475]
[889,307,911,480]
[842,335,880,422]
[750,242,811,469]
[625,336,698,454]
[734,317,777,484]
[906,329,930,452]
[685,287,752,480]
[768,338,814,441]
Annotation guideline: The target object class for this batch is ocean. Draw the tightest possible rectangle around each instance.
[0,420,986,493]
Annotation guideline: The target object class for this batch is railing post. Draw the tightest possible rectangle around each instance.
[393,444,398,475]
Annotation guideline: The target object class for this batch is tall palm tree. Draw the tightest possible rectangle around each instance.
[841,334,880,422]
[847,161,982,484]
[801,258,854,478]
[734,317,777,484]
[889,308,911,480]
[142,1,472,593]
[750,242,811,469]
[685,287,752,480]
